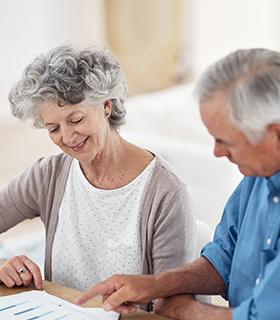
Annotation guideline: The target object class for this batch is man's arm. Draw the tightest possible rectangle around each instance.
[154,294,232,320]
[76,256,226,314]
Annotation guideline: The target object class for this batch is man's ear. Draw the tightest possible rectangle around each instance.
[268,124,280,150]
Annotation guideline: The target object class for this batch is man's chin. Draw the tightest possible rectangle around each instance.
[238,165,264,177]
[237,165,252,177]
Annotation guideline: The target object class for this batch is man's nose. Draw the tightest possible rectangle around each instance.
[213,142,229,158]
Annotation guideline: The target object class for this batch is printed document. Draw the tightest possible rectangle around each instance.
[0,290,120,320]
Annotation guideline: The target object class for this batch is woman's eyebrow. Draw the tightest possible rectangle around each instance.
[45,111,83,126]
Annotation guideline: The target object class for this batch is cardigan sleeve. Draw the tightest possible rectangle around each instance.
[0,153,70,234]
[141,157,197,277]
[139,159,196,312]
[151,182,197,273]
[0,160,44,233]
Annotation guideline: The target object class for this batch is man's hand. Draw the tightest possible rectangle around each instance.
[75,274,159,314]
[75,257,227,315]
[0,255,42,289]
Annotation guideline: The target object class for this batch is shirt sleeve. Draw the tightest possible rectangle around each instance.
[233,236,280,320]
[201,179,244,300]
[202,174,280,320]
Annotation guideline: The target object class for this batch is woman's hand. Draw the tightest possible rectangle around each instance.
[0,255,42,289]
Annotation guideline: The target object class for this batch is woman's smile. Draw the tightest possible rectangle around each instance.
[70,137,89,152]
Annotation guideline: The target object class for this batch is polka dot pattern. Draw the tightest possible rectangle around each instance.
[52,158,156,291]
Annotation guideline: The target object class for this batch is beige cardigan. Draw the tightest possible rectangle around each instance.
[0,152,196,310]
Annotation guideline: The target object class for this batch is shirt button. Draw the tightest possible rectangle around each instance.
[273,196,279,203]
[267,238,272,245]
[256,278,260,285]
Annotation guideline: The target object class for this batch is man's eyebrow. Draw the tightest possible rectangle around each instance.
[215,138,234,147]
[215,138,231,145]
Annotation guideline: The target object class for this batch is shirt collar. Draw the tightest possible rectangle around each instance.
[267,170,280,193]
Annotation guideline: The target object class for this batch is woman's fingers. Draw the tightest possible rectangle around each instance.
[0,255,42,289]
[22,256,42,289]
[0,257,23,287]
[0,268,20,287]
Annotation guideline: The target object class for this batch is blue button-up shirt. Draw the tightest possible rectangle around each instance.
[202,171,280,319]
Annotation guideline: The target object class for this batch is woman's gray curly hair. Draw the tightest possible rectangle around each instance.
[9,42,128,131]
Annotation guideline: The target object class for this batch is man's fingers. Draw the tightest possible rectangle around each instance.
[102,286,131,311]
[108,303,137,314]
[76,274,156,313]
[75,291,96,306]
[76,281,113,305]
[76,282,133,312]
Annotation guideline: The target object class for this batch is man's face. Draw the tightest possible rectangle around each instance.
[199,91,280,177]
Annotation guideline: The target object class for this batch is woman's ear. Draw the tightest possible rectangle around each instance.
[103,100,112,115]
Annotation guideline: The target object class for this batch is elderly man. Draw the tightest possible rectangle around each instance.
[76,48,280,319]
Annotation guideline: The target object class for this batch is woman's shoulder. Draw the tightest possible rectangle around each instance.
[35,152,72,168]
[153,152,185,181]
[6,153,73,195]
[149,152,187,191]
[22,152,73,179]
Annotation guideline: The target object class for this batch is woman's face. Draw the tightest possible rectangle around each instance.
[40,100,112,164]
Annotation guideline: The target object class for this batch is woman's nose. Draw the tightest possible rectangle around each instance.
[61,126,77,145]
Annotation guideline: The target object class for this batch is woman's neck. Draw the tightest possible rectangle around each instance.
[79,133,154,190]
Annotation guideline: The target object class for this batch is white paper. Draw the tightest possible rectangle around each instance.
[0,290,120,320]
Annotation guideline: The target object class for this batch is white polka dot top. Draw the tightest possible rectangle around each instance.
[51,157,156,291]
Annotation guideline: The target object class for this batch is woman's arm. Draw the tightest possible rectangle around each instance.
[151,182,197,273]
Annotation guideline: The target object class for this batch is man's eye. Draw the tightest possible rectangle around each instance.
[50,127,59,133]
[71,118,83,124]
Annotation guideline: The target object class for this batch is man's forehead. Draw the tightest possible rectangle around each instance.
[199,92,230,122]
[199,91,246,142]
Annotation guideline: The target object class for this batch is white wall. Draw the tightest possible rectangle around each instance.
[0,0,106,119]
[189,0,280,78]
[1,0,280,117]
[0,1,46,113]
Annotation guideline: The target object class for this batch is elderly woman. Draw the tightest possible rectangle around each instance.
[0,43,196,311]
